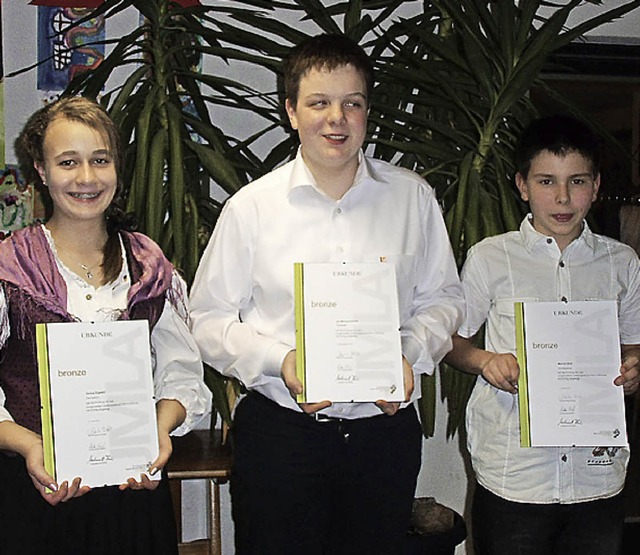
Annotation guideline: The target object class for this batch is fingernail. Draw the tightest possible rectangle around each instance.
[48,483,58,491]
[149,467,158,476]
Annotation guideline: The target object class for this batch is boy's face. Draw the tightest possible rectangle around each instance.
[516,149,600,252]
[285,63,368,187]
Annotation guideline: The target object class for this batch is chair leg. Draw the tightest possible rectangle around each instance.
[170,479,184,543]
[207,479,222,555]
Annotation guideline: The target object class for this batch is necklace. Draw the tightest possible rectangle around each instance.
[45,227,104,282]
[79,262,97,280]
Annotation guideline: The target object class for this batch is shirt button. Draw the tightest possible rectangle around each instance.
[336,208,342,214]
[559,261,565,268]
[561,296,568,302]
[86,294,93,301]
[561,454,567,462]
[547,238,553,244]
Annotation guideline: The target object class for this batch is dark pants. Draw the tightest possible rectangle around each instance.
[0,452,178,555]
[472,483,625,555]
[231,392,423,555]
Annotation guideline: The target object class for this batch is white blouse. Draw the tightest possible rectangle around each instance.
[0,227,211,435]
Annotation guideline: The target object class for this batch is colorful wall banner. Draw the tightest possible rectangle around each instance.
[37,7,105,91]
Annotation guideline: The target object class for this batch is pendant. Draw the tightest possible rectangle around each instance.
[80,263,93,280]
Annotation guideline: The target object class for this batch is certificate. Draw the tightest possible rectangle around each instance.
[294,262,404,403]
[515,300,626,447]
[37,320,160,488]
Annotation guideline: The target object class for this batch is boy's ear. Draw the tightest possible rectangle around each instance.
[592,172,601,201]
[285,99,298,130]
[515,172,529,202]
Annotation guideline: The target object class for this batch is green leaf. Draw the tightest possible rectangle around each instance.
[127,85,158,216]
[185,141,244,194]
[144,128,168,242]
[166,102,186,263]
[203,364,232,428]
[418,374,437,439]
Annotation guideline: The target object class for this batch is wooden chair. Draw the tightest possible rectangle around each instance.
[167,429,233,555]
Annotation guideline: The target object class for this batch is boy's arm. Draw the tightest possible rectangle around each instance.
[616,344,640,395]
[444,333,520,394]
[190,201,292,388]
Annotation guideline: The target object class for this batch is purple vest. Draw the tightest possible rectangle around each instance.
[0,225,174,433]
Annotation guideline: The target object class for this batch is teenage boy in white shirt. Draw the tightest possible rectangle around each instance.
[190,34,464,555]
[445,115,640,555]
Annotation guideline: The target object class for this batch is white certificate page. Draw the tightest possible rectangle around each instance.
[516,300,626,447]
[37,320,160,488]
[295,262,404,403]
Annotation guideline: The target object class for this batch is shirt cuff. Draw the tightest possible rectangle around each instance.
[0,407,14,424]
[263,342,295,378]
[401,334,423,368]
[161,387,212,437]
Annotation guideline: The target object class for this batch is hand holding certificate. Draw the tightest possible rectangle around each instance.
[515,300,627,447]
[294,262,404,403]
[37,320,160,488]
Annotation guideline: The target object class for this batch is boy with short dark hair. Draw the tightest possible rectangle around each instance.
[445,114,640,555]
[190,34,464,554]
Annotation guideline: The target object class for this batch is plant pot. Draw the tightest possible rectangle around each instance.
[405,498,467,555]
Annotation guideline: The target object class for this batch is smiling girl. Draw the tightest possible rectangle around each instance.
[0,97,211,555]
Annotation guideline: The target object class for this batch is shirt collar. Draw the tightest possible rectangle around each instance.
[287,148,385,200]
[520,214,597,252]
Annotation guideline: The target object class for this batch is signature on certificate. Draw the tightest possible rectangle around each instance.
[558,417,583,427]
[88,454,114,464]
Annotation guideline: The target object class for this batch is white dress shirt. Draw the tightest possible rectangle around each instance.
[190,149,464,419]
[459,216,640,504]
[0,227,212,435]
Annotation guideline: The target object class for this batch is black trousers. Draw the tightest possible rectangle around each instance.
[0,452,178,555]
[472,483,625,555]
[231,392,423,555]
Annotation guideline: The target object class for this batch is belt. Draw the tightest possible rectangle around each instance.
[247,391,396,424]
[311,411,350,443]
[311,412,344,423]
